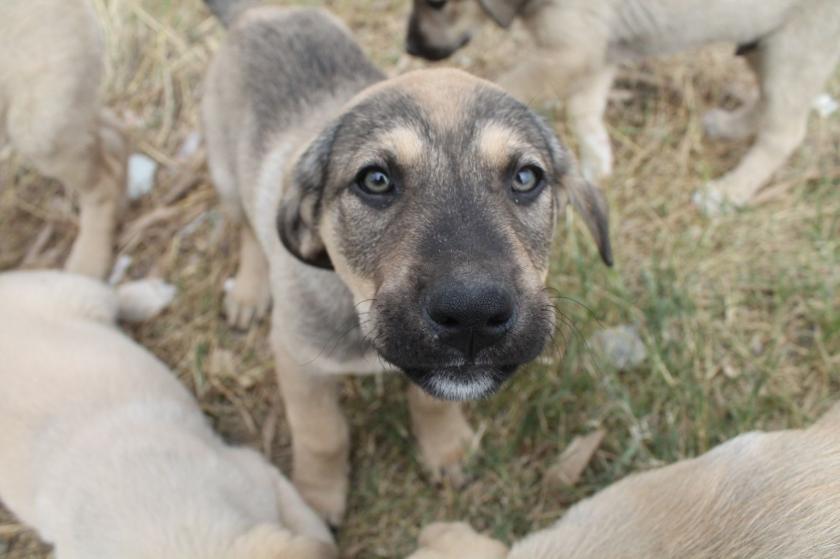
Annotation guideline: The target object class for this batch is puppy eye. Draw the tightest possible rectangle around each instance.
[357,167,393,195]
[511,165,543,193]
[427,0,447,9]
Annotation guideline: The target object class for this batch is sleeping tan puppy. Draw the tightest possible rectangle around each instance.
[0,0,127,278]
[406,0,840,213]
[0,270,335,559]
[409,404,840,558]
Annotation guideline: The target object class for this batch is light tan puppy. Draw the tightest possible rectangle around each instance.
[409,404,840,558]
[0,270,335,559]
[202,1,611,525]
[0,0,127,278]
[406,0,840,213]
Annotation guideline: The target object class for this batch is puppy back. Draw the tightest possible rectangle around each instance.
[224,7,385,148]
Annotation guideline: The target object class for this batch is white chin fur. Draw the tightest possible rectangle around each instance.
[426,373,497,401]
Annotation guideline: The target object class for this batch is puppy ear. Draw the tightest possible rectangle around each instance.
[534,116,613,266]
[564,170,613,266]
[478,0,528,28]
[277,123,339,270]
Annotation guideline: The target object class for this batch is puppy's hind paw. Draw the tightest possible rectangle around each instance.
[223,277,271,330]
[692,183,740,218]
[116,279,177,322]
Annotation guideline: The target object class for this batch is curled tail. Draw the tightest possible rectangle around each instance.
[203,0,259,26]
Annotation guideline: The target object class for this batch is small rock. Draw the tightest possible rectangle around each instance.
[588,324,647,370]
[126,153,158,200]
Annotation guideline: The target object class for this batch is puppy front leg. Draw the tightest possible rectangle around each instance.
[273,335,350,526]
[408,384,476,486]
[225,222,271,329]
[567,66,616,182]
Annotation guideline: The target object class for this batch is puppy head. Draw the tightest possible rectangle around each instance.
[406,0,526,60]
[278,69,611,400]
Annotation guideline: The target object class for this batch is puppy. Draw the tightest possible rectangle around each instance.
[0,0,126,278]
[0,271,335,559]
[202,1,611,524]
[409,403,840,558]
[406,0,840,212]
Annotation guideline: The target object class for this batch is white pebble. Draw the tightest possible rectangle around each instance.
[126,153,158,200]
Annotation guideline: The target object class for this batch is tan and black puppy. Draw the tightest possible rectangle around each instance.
[202,1,611,524]
[406,0,840,213]
[0,0,127,278]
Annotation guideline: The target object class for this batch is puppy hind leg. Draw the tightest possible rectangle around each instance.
[697,13,840,210]
[273,336,350,526]
[64,113,127,279]
[9,97,125,279]
[567,66,616,182]
[407,384,476,486]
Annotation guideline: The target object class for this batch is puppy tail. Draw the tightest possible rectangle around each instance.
[203,0,259,27]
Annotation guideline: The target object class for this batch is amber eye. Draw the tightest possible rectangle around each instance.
[357,167,393,195]
[427,0,447,9]
[512,165,543,193]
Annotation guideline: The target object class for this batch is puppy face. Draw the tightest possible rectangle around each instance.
[406,0,525,60]
[279,69,611,400]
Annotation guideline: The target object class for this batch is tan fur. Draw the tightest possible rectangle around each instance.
[409,403,840,558]
[476,124,530,168]
[0,270,335,558]
[0,0,127,278]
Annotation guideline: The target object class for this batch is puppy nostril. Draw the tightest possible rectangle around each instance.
[439,316,459,328]
[487,310,511,328]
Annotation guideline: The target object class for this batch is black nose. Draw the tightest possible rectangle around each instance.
[424,281,516,357]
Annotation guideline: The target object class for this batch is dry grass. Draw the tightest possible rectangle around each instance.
[1,1,839,557]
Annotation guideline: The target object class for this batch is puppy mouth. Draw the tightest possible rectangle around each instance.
[402,364,517,401]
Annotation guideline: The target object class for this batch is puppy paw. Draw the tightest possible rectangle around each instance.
[692,182,742,217]
[116,278,177,322]
[579,134,613,183]
[223,277,271,330]
[294,474,348,528]
[417,414,476,487]
[409,522,509,559]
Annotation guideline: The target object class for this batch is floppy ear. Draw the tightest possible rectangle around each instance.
[535,117,613,266]
[277,123,340,270]
[564,170,613,266]
[478,0,528,28]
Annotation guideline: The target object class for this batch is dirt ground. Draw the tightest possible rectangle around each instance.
[0,0,838,557]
